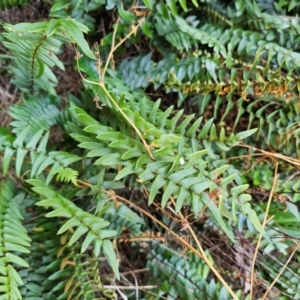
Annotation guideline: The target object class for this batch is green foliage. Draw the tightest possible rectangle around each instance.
[0,0,299,299]
[28,179,120,279]
[69,102,260,241]
[146,244,244,300]
[2,19,94,94]
[0,182,30,300]
[0,0,26,10]
[9,94,61,137]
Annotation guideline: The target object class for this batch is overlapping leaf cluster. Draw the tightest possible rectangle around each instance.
[145,244,245,300]
[0,0,299,299]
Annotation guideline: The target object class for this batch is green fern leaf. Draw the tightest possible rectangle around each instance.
[0,181,31,300]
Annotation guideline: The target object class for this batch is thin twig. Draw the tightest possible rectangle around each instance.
[78,178,237,299]
[261,240,300,300]
[100,17,145,81]
[249,162,278,300]
[75,18,154,160]
[101,189,204,259]
[76,179,204,260]
[104,285,158,290]
[168,196,239,300]
[240,143,300,167]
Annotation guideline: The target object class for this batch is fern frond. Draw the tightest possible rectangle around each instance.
[20,206,62,298]
[0,125,81,184]
[49,0,107,31]
[9,94,61,137]
[2,19,94,94]
[20,200,111,299]
[104,202,145,237]
[0,181,31,300]
[154,13,199,51]
[69,104,262,240]
[116,44,299,155]
[51,166,78,186]
[27,179,120,279]
[146,243,243,299]
[257,244,300,298]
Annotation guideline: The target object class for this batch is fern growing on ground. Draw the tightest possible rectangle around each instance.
[0,0,300,299]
